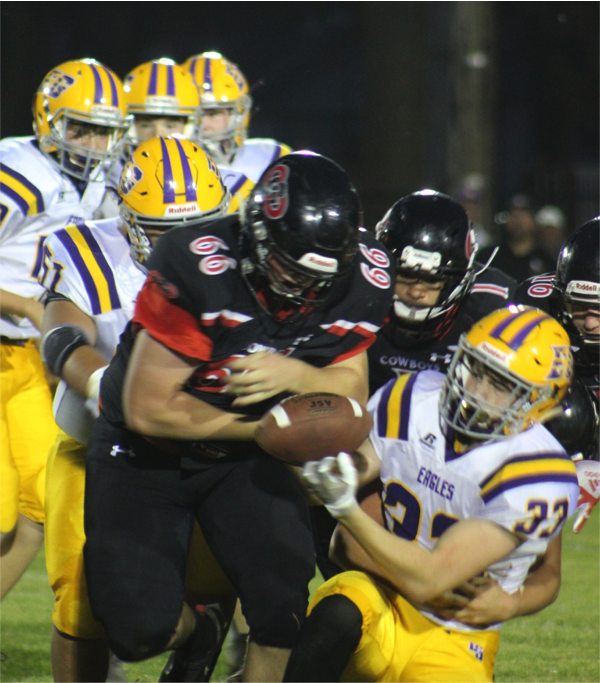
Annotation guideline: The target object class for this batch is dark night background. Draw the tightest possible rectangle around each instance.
[2,1,598,234]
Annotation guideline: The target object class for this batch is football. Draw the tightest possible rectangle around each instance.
[255,392,373,466]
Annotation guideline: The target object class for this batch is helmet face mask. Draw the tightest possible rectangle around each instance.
[240,152,361,320]
[377,191,478,344]
[439,306,573,450]
[34,59,129,181]
[118,136,230,272]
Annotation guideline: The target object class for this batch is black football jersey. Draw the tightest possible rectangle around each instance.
[100,216,395,427]
[368,264,516,395]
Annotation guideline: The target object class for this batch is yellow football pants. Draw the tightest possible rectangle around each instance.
[1,340,58,531]
[45,429,235,638]
[310,571,500,682]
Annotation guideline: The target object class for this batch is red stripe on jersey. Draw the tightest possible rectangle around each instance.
[134,279,214,360]
[329,334,376,364]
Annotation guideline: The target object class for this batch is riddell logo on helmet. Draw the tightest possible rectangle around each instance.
[164,203,201,216]
[477,341,510,366]
[568,280,599,294]
[90,105,121,119]
[298,253,338,273]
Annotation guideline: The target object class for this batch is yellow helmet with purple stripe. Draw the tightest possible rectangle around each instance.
[440,305,573,444]
[33,59,129,180]
[124,58,201,145]
[182,52,252,163]
[118,135,230,271]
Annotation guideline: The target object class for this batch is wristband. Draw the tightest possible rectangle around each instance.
[86,365,108,402]
[40,324,91,377]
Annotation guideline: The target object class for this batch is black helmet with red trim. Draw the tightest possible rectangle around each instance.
[376,190,478,343]
[241,151,361,315]
[553,217,600,357]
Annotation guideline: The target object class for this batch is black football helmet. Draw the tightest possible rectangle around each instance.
[376,190,478,343]
[241,151,361,317]
[553,217,600,357]
[544,378,598,460]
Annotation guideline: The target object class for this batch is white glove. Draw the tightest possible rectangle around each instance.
[302,452,358,518]
[572,460,600,534]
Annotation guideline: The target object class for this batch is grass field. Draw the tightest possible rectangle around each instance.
[1,512,598,682]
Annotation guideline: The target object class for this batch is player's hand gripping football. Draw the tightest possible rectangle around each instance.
[224,351,306,406]
[302,452,358,518]
[572,459,600,533]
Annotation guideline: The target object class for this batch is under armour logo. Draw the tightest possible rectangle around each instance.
[110,444,134,457]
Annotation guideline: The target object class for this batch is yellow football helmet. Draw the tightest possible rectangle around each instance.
[118,136,231,271]
[440,305,573,445]
[182,52,252,163]
[123,58,201,146]
[33,59,129,181]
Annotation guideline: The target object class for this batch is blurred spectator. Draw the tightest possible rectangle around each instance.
[455,173,494,249]
[479,194,555,283]
[536,204,567,260]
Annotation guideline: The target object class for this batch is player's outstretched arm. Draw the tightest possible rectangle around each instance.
[42,299,106,398]
[0,288,45,331]
[224,349,369,406]
[123,330,259,441]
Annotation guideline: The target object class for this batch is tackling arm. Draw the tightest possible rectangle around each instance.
[123,330,259,441]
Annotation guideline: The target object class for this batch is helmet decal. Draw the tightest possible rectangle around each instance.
[225,62,246,93]
[42,70,75,99]
[120,163,143,195]
[263,164,290,220]
[546,345,573,381]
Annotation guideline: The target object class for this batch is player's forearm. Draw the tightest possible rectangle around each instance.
[339,510,520,605]
[512,535,561,617]
[0,289,44,330]
[60,346,110,397]
[124,390,259,441]
[339,507,450,603]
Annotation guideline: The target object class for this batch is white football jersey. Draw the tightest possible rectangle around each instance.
[39,217,146,443]
[227,138,291,183]
[0,136,108,338]
[368,370,579,632]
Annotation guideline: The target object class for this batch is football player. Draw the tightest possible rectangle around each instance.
[81,152,394,682]
[369,190,518,394]
[182,52,291,180]
[515,217,599,529]
[0,59,128,600]
[38,136,232,682]
[288,306,579,682]
[311,190,518,582]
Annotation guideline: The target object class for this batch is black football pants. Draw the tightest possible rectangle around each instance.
[83,414,315,662]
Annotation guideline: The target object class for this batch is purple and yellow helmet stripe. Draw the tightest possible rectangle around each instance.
[88,62,120,107]
[488,309,551,351]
